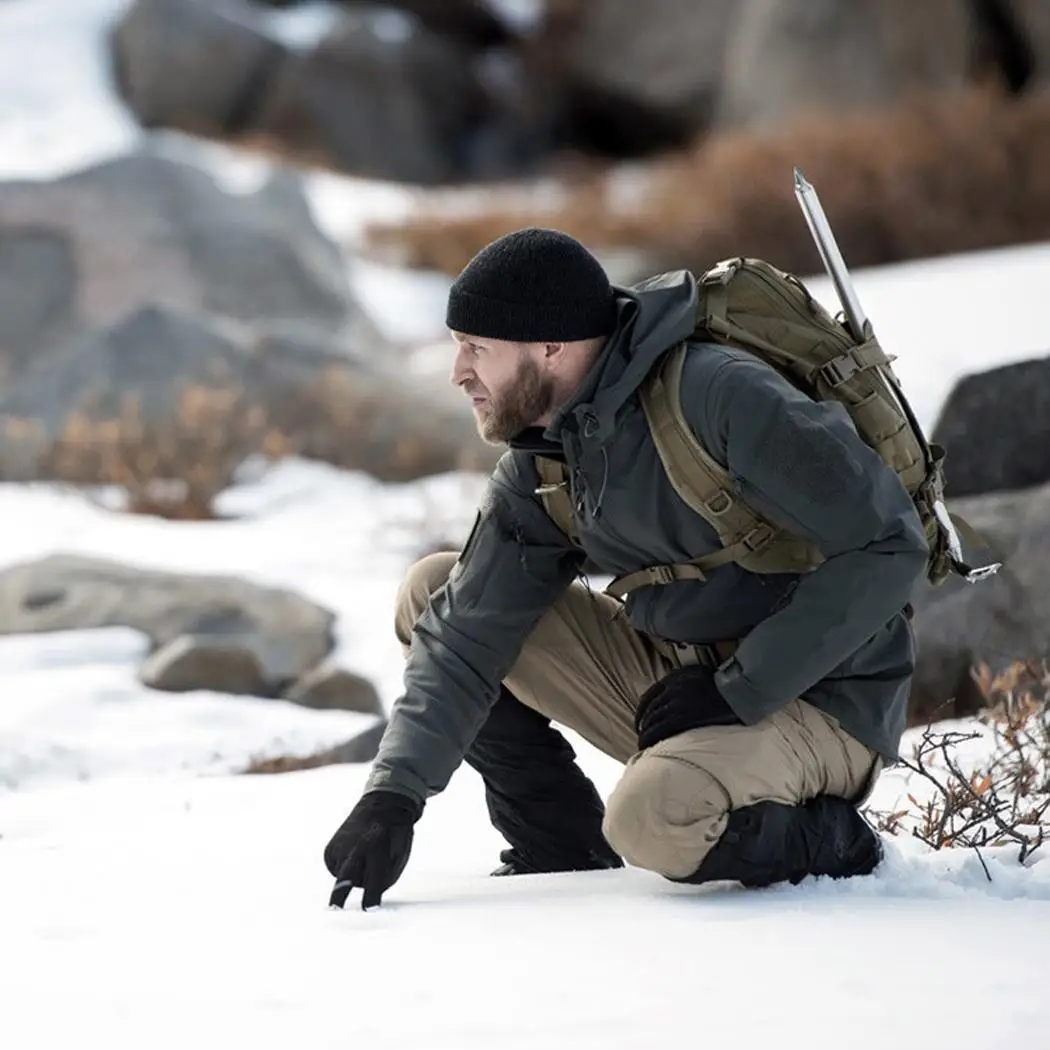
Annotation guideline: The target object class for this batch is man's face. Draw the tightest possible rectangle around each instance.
[450,332,555,444]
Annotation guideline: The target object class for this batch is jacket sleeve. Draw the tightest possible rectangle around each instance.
[688,354,929,724]
[365,451,583,805]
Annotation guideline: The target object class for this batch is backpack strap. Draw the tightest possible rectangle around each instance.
[534,456,578,543]
[605,342,823,600]
[640,343,775,565]
[605,343,774,600]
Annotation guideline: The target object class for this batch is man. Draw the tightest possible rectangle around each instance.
[324,228,928,909]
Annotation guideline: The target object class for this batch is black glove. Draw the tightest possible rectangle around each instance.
[324,790,424,910]
[634,664,742,750]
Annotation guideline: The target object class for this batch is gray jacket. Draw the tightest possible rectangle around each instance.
[367,271,929,805]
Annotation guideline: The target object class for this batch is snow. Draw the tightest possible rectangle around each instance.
[2,2,1050,1048]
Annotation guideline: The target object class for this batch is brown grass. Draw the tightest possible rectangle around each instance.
[361,85,1050,279]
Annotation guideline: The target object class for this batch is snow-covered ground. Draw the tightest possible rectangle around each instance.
[2,2,1050,1048]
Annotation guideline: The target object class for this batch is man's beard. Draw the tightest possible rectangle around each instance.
[475,354,555,444]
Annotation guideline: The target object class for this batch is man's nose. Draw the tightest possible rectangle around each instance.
[450,346,472,387]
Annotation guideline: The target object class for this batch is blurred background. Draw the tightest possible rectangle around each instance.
[2,0,1050,781]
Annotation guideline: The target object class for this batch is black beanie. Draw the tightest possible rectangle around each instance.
[445,228,616,342]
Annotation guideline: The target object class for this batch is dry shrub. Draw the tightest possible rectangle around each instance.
[864,660,1050,878]
[362,85,1050,279]
[1,362,496,520]
[27,385,273,520]
[243,750,336,774]
[242,722,386,774]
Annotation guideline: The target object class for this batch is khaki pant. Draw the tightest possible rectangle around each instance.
[397,553,880,880]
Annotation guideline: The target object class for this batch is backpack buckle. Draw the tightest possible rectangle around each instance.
[741,523,776,552]
[704,491,734,516]
[819,352,859,387]
[654,565,683,585]
[703,258,741,285]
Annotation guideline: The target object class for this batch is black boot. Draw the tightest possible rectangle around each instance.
[490,846,625,877]
[678,795,883,888]
[465,686,624,876]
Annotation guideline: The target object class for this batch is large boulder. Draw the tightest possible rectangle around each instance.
[931,356,1050,497]
[111,0,511,182]
[0,554,336,692]
[556,0,737,149]
[252,9,491,183]
[716,0,972,130]
[909,482,1050,723]
[0,148,375,378]
[110,0,284,136]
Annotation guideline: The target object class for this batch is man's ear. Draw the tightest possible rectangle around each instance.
[543,341,567,361]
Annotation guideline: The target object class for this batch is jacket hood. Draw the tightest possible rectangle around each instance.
[546,269,699,447]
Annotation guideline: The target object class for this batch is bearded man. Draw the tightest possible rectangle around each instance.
[323,228,928,909]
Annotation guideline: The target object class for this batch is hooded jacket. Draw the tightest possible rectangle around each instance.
[366,271,929,805]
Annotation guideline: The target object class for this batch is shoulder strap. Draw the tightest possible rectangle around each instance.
[534,456,578,544]
[604,342,822,599]
[639,343,777,569]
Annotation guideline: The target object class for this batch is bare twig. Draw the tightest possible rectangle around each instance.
[864,660,1050,878]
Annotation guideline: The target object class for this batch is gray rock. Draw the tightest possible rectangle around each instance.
[284,663,384,715]
[0,304,251,437]
[932,355,1050,498]
[111,0,284,136]
[139,633,270,695]
[0,229,78,380]
[0,554,335,691]
[909,483,1050,723]
[253,9,489,183]
[565,0,736,135]
[716,0,971,130]
[0,148,370,380]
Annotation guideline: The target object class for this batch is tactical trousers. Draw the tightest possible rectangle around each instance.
[395,552,880,880]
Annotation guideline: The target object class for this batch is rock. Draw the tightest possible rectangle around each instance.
[139,634,270,695]
[244,719,386,772]
[0,149,371,378]
[0,554,336,691]
[931,356,1050,497]
[284,663,384,715]
[0,305,251,434]
[909,483,1050,724]
[253,10,490,183]
[111,0,284,136]
[1002,1,1050,86]
[0,228,78,385]
[560,0,736,148]
[716,0,971,130]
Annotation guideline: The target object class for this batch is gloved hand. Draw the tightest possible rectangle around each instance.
[634,664,741,750]
[324,790,424,910]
